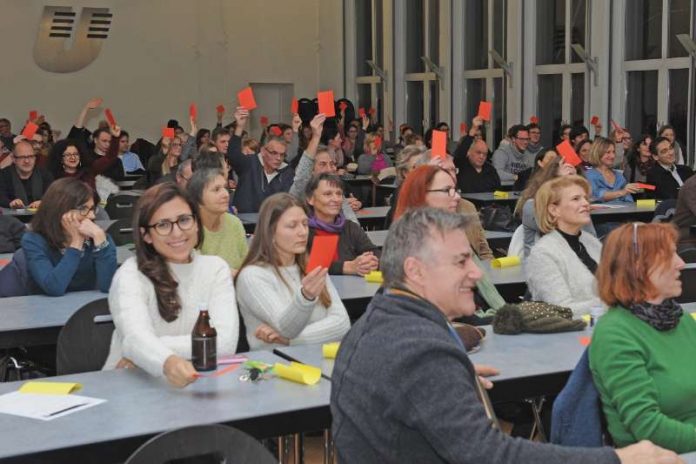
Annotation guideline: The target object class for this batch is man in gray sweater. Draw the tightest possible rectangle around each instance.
[492,124,535,182]
[330,207,680,464]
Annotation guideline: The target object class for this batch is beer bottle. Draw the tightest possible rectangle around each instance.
[192,305,217,371]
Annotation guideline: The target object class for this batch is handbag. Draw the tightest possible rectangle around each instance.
[479,204,519,232]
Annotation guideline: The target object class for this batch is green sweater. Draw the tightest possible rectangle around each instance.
[200,213,248,271]
[589,306,696,453]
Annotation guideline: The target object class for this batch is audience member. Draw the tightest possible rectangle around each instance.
[585,136,638,204]
[514,147,556,191]
[646,136,693,200]
[658,124,685,165]
[0,140,54,209]
[526,123,543,158]
[117,130,145,174]
[456,138,501,193]
[0,118,15,150]
[175,159,193,189]
[575,139,593,171]
[569,126,590,146]
[356,132,393,175]
[623,135,654,183]
[492,124,533,182]
[673,174,696,244]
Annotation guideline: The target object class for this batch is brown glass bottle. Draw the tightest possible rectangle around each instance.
[192,309,217,371]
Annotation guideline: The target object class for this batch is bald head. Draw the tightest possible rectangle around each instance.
[467,139,488,170]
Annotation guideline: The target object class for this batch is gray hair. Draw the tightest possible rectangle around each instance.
[414,149,454,167]
[395,144,426,180]
[380,207,471,288]
[176,159,192,176]
[187,167,226,206]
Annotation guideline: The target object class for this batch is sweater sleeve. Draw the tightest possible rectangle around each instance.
[289,152,314,198]
[492,148,516,182]
[93,235,118,293]
[236,265,316,339]
[290,279,350,345]
[521,200,539,259]
[590,322,696,453]
[22,233,82,297]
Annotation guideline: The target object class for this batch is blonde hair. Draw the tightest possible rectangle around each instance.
[363,132,380,154]
[587,136,613,167]
[534,175,591,234]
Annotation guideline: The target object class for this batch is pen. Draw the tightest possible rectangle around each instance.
[45,403,88,418]
[272,349,331,381]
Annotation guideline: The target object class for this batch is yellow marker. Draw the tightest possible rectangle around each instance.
[581,314,592,325]
[493,191,509,199]
[273,362,322,385]
[19,381,82,395]
[636,199,656,208]
[491,256,521,268]
[364,270,383,283]
[323,342,340,359]
[690,312,696,320]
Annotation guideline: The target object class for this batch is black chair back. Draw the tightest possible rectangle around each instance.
[56,298,114,375]
[678,264,696,303]
[124,424,276,464]
[105,194,138,220]
[105,218,134,246]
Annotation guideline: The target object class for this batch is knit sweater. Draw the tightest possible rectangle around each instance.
[200,213,248,271]
[103,254,239,377]
[331,288,620,464]
[526,229,603,316]
[236,264,350,350]
[589,307,696,453]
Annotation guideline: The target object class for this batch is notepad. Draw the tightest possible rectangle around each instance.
[0,391,104,421]
[20,381,82,395]
[491,256,521,268]
[493,191,509,199]
[364,270,383,283]
[273,362,322,385]
[323,342,340,359]
[636,199,656,208]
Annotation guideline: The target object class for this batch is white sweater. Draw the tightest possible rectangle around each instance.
[525,229,603,317]
[103,254,239,377]
[236,264,351,350]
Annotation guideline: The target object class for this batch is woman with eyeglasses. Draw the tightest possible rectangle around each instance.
[147,135,183,186]
[590,223,696,453]
[104,183,239,387]
[21,177,116,296]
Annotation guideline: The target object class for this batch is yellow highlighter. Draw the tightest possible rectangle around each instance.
[19,381,82,395]
[273,362,322,386]
[323,342,340,359]
[491,256,521,268]
[636,199,656,208]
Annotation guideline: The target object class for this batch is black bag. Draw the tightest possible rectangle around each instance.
[479,204,519,232]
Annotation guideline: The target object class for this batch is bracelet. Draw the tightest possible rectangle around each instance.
[93,239,110,252]
[300,286,316,301]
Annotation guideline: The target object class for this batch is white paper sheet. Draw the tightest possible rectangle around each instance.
[0,391,105,421]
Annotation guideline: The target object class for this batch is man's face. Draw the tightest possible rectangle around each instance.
[214,134,230,153]
[653,140,676,166]
[0,120,11,137]
[12,142,36,177]
[561,128,571,141]
[572,132,588,145]
[313,151,337,174]
[118,135,129,154]
[409,229,483,319]
[512,130,530,152]
[529,127,541,144]
[467,141,488,169]
[95,131,112,153]
[261,140,286,172]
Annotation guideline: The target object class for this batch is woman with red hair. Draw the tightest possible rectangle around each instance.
[590,222,696,453]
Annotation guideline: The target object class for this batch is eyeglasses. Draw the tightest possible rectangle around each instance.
[76,204,96,216]
[146,214,196,236]
[515,137,530,142]
[63,152,80,159]
[264,147,286,158]
[426,187,458,197]
[170,142,182,148]
[13,155,36,161]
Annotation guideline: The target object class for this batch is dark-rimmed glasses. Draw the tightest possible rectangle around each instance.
[76,204,97,217]
[146,214,196,236]
[426,187,458,198]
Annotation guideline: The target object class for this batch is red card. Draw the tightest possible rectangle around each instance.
[339,101,348,111]
[556,139,582,167]
[104,108,116,127]
[270,126,282,137]
[478,101,492,121]
[290,97,298,114]
[368,107,376,116]
[0,259,9,267]
[358,107,366,118]
[530,116,539,124]
[193,364,240,378]
[189,103,197,120]
[260,116,269,126]
[460,122,468,135]
[374,136,382,151]
[634,183,656,191]
[431,130,447,159]
[590,115,599,126]
[29,110,38,121]
[317,90,336,117]
[162,127,175,138]
[307,235,339,272]
[21,122,38,140]
[216,104,225,114]
[237,86,257,110]
[579,336,591,347]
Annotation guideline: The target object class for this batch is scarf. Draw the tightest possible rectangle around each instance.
[308,212,346,234]
[627,298,683,331]
[10,167,43,205]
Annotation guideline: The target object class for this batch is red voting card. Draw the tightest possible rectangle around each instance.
[358,107,366,118]
[189,103,197,120]
[307,235,339,273]
[270,126,282,137]
[579,336,591,347]
[460,122,468,135]
[556,139,582,167]
[216,104,225,114]
[317,90,336,117]
[431,130,447,159]
[29,110,38,121]
[374,136,382,151]
[478,101,492,121]
[260,116,269,126]
[530,116,539,124]
[237,87,257,110]
[21,122,38,140]
[590,115,599,126]
[634,183,656,191]
[104,108,116,127]
[339,101,348,112]
[162,127,175,138]
[368,107,377,116]
[290,97,299,114]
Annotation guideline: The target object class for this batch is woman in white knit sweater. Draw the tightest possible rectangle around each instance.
[235,193,350,350]
[526,175,603,316]
[103,183,239,387]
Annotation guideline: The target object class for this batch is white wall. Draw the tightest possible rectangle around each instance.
[0,0,343,140]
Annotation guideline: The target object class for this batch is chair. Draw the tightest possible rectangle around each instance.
[507,224,524,257]
[105,194,138,220]
[677,264,696,303]
[105,218,135,246]
[652,199,676,223]
[56,298,114,375]
[124,424,276,464]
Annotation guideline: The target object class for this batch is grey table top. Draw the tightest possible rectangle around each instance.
[366,229,512,248]
[1,207,35,217]
[354,206,390,220]
[682,452,696,463]
[274,344,335,378]
[460,191,521,203]
[0,349,330,461]
[589,203,656,216]
[329,275,382,300]
[0,245,133,270]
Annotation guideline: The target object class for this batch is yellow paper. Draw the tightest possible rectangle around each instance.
[493,191,509,199]
[273,362,321,385]
[581,314,592,324]
[690,313,696,320]
[491,256,521,268]
[636,199,656,208]
[364,270,384,283]
[19,381,82,395]
[26,208,38,213]
[323,342,340,359]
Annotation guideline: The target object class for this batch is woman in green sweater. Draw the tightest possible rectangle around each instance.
[188,168,248,275]
[590,222,696,453]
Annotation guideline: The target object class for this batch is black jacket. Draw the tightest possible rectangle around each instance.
[0,166,54,207]
[456,157,501,193]
[646,164,694,200]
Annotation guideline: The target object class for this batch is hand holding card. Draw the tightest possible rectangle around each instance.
[478,101,492,122]
[237,87,257,110]
[556,139,582,167]
[306,235,339,273]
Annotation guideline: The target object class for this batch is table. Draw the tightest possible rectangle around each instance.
[0,245,134,271]
[589,203,655,223]
[1,207,35,223]
[460,191,521,207]
[366,229,513,249]
[0,350,331,463]
[682,452,696,463]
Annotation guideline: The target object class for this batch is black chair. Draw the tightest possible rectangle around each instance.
[105,218,134,246]
[105,194,138,220]
[677,264,696,303]
[56,298,114,375]
[124,424,276,464]
[652,199,677,223]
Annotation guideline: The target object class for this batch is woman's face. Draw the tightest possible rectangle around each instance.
[661,128,675,143]
[578,142,591,162]
[169,137,183,158]
[638,137,652,159]
[538,151,558,169]
[549,184,591,230]
[200,132,210,146]
[273,206,309,264]
[283,128,293,144]
[142,197,198,264]
[600,144,616,168]
[425,170,459,213]
[347,126,358,140]
[62,145,81,170]
[330,133,342,148]
[201,175,230,216]
[308,180,344,220]
[647,246,685,303]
